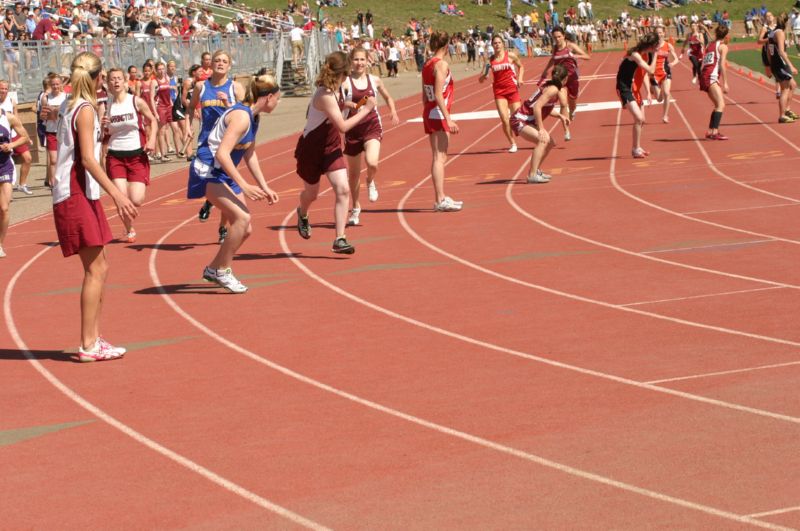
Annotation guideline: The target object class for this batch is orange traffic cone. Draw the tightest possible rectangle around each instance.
[758,76,765,84]
[748,70,753,79]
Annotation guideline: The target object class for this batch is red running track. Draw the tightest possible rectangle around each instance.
[2,52,800,529]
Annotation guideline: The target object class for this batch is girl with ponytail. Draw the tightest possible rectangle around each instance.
[51,52,138,362]
[186,72,281,294]
[698,24,730,140]
[615,32,658,158]
[293,51,376,255]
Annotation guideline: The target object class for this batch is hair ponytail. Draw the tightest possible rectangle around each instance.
[69,52,102,111]
[244,72,279,104]
[315,51,349,92]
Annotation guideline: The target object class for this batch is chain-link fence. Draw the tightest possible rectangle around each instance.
[3,29,338,103]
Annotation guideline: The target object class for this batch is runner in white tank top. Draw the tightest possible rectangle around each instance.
[103,69,157,242]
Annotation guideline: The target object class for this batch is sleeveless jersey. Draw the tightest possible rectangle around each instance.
[700,40,722,86]
[195,103,256,180]
[616,56,639,87]
[198,77,236,145]
[139,78,153,108]
[553,45,579,78]
[0,111,15,179]
[155,77,172,108]
[341,74,382,132]
[107,93,146,155]
[654,41,671,78]
[490,51,518,92]
[52,98,102,205]
[513,83,558,126]
[688,34,703,58]
[0,96,13,114]
[45,92,67,133]
[422,57,454,120]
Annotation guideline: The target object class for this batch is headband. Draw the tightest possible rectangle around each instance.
[256,86,280,97]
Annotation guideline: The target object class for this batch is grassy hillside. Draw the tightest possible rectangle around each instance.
[242,0,799,35]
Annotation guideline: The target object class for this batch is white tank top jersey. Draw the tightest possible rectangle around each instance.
[52,98,102,205]
[45,92,67,133]
[302,88,333,137]
[107,93,143,152]
[0,95,13,114]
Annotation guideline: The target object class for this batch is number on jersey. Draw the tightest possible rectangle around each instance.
[423,84,436,102]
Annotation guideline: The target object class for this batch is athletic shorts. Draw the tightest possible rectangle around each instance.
[423,115,448,135]
[493,86,521,104]
[616,83,641,107]
[510,111,535,136]
[344,121,382,156]
[565,74,579,100]
[52,194,113,257]
[157,105,173,124]
[46,132,57,151]
[0,170,13,184]
[107,153,150,185]
[294,145,346,185]
[186,158,242,199]
[12,139,29,156]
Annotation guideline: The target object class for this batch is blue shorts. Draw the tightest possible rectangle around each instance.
[186,158,242,199]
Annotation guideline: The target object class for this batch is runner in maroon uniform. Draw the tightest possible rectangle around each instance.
[422,30,462,212]
[699,25,730,140]
[539,27,590,141]
[616,33,658,158]
[294,51,376,254]
[154,62,181,162]
[510,65,570,184]
[341,46,400,227]
[479,35,524,152]
[680,23,707,85]
[137,61,156,158]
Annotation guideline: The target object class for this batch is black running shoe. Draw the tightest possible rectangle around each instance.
[218,226,228,244]
[332,237,355,254]
[198,200,212,222]
[296,208,311,239]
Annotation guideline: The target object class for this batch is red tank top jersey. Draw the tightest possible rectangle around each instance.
[700,40,721,88]
[345,75,381,132]
[422,57,454,120]
[654,42,670,77]
[140,79,153,108]
[553,45,578,78]
[688,34,703,58]
[490,51,518,94]
[155,77,172,107]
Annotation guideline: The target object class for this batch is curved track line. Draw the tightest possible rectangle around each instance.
[148,134,789,530]
[609,106,800,246]
[2,190,327,530]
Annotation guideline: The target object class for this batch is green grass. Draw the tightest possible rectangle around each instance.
[242,0,800,36]
[728,48,800,72]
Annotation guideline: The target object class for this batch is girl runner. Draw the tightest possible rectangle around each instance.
[0,101,30,257]
[137,61,156,159]
[758,12,781,100]
[768,13,799,123]
[52,52,138,362]
[699,25,730,140]
[341,46,400,226]
[181,64,201,161]
[153,62,183,161]
[126,65,139,95]
[167,60,187,156]
[187,73,281,294]
[42,72,66,188]
[189,50,245,243]
[650,26,679,123]
[423,30,462,212]
[615,32,658,158]
[479,35,524,152]
[103,68,157,243]
[510,64,571,184]
[680,23,707,85]
[294,51,376,254]
[539,27,590,141]
[0,79,32,195]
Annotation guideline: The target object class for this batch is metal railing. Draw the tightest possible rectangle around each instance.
[3,29,338,103]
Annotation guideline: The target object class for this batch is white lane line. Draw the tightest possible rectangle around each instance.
[621,286,786,307]
[683,203,800,216]
[645,360,800,385]
[2,190,328,530]
[747,506,800,518]
[641,238,776,254]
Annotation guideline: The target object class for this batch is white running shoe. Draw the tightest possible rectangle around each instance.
[347,207,361,226]
[508,143,518,153]
[78,338,125,363]
[205,267,248,293]
[527,170,551,184]
[0,246,6,258]
[19,185,33,195]
[367,180,379,202]
[691,77,697,84]
[564,131,571,141]
[98,337,127,356]
[434,196,463,212]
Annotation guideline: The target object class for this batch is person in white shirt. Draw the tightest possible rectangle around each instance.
[290,25,305,64]
[350,21,359,40]
[578,1,587,19]
[366,22,373,39]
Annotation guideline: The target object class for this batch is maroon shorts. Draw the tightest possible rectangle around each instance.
[46,132,57,151]
[52,194,113,257]
[13,141,29,156]
[106,153,150,185]
[295,135,346,185]
[493,86,521,104]
[510,111,535,136]
[566,75,579,100]
[344,121,383,156]
[699,76,715,93]
[157,105,173,124]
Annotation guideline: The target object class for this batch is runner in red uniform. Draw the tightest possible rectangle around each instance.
[137,61,156,158]
[154,62,181,162]
[650,26,679,123]
[539,27,590,141]
[422,30,462,212]
[479,35,524,152]
[341,46,400,227]
[510,65,571,184]
[699,25,730,140]
[294,51,376,254]
[680,23,707,85]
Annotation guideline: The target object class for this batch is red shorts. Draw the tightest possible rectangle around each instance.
[423,116,448,135]
[565,75,579,100]
[493,86,521,104]
[344,120,382,156]
[46,132,57,151]
[106,152,150,185]
[157,105,173,124]
[13,140,29,156]
[52,194,113,257]
[295,134,346,185]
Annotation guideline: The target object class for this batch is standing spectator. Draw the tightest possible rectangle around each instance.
[290,25,305,64]
[586,1,593,21]
[506,0,512,20]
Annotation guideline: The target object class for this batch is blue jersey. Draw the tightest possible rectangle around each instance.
[196,103,256,180]
[198,77,236,145]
